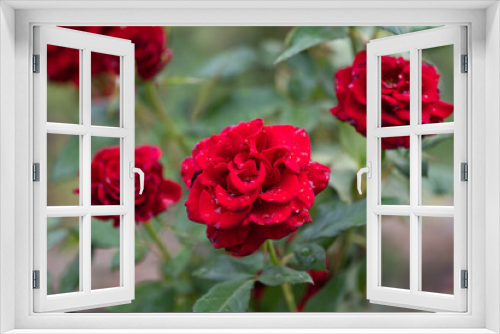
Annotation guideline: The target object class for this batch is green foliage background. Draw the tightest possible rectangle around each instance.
[46,26,455,313]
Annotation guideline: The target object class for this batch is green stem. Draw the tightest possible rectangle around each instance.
[144,221,170,262]
[143,81,191,155]
[349,27,359,56]
[266,240,297,312]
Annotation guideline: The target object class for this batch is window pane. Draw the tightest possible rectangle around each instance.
[421,134,454,206]
[421,216,454,294]
[421,45,454,124]
[381,215,410,290]
[47,134,80,206]
[91,137,121,205]
[381,137,410,205]
[47,45,80,124]
[47,217,80,295]
[91,52,120,127]
[380,51,410,128]
[91,217,121,290]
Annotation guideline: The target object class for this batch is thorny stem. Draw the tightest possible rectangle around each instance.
[266,240,298,312]
[144,221,170,262]
[144,81,191,155]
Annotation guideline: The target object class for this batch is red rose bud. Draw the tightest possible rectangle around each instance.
[86,145,182,227]
[331,51,453,150]
[181,119,331,256]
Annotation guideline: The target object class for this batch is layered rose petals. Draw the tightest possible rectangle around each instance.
[182,119,330,256]
[86,145,182,227]
[331,51,454,149]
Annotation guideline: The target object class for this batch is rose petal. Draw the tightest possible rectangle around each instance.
[306,162,331,195]
[250,201,292,225]
[207,224,251,249]
[259,170,299,203]
[215,185,259,211]
[228,162,266,194]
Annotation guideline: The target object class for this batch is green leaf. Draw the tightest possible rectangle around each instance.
[91,220,120,248]
[50,135,80,182]
[257,265,313,286]
[196,46,257,80]
[297,199,367,243]
[107,281,175,312]
[193,279,254,312]
[303,272,346,312]
[422,133,453,151]
[379,26,408,35]
[194,253,263,281]
[294,243,326,271]
[275,27,349,64]
[47,229,68,249]
[59,254,79,294]
[338,121,366,167]
[161,248,192,278]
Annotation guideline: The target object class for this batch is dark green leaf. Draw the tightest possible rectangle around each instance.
[275,27,349,64]
[294,243,326,271]
[379,26,408,35]
[59,254,79,294]
[196,46,257,79]
[297,199,367,243]
[47,229,68,249]
[107,281,175,312]
[193,279,254,312]
[257,265,313,286]
[194,253,263,281]
[304,272,346,312]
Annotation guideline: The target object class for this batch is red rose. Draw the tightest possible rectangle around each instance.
[88,145,182,227]
[297,269,330,311]
[48,26,172,85]
[331,51,454,149]
[181,119,331,256]
[110,27,173,81]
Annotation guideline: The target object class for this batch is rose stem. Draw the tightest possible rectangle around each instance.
[143,81,191,155]
[348,26,359,56]
[144,221,170,262]
[266,240,298,312]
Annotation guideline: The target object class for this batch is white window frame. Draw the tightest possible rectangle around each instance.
[365,26,467,313]
[33,26,136,313]
[0,1,499,333]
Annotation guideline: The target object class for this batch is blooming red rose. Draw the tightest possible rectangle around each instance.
[88,145,182,227]
[181,119,331,256]
[331,51,454,149]
[47,26,172,86]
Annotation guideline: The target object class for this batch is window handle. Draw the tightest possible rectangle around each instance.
[130,162,145,195]
[357,162,371,195]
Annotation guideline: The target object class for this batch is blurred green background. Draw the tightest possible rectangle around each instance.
[46,26,455,313]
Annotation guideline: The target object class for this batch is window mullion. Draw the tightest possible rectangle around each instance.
[81,48,92,294]
[409,47,420,294]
